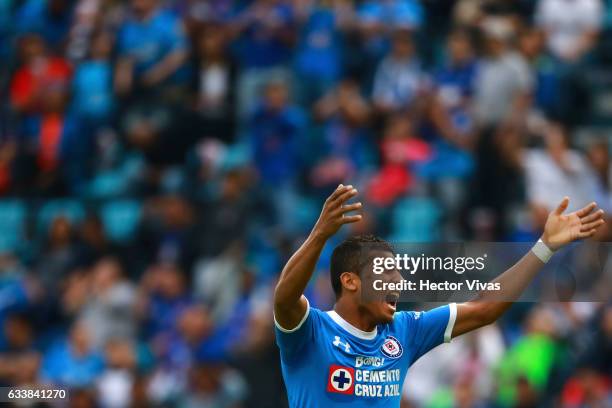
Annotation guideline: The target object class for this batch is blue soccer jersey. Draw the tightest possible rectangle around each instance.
[275,299,457,407]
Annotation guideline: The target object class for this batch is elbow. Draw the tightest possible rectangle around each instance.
[273,280,302,314]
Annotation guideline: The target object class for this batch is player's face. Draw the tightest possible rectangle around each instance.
[358,250,402,324]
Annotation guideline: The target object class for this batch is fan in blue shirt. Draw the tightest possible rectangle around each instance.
[115,0,189,90]
[273,184,605,407]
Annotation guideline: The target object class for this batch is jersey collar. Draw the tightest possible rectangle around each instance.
[326,310,378,340]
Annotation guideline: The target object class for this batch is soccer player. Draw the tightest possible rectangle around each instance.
[273,184,605,407]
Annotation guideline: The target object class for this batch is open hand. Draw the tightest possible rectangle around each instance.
[542,197,605,250]
[312,184,362,240]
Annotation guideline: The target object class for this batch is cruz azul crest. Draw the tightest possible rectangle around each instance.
[380,336,403,358]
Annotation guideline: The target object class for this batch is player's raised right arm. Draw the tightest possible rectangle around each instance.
[274,184,362,330]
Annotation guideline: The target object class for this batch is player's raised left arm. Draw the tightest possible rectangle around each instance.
[274,184,362,330]
[452,197,605,338]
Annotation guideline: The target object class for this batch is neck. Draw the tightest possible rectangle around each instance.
[334,297,377,332]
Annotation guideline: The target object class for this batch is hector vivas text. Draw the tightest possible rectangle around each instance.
[372,253,501,292]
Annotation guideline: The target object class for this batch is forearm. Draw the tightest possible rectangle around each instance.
[114,58,134,94]
[160,50,188,75]
[453,241,549,337]
[274,231,327,308]
[430,98,460,144]
[476,248,545,319]
[145,50,188,84]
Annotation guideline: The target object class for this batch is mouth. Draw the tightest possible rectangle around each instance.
[384,292,399,312]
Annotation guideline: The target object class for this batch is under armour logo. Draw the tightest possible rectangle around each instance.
[333,336,351,353]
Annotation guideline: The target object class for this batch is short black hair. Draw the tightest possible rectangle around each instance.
[330,235,394,297]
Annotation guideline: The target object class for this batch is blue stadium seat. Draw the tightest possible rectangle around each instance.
[37,200,86,234]
[0,200,26,253]
[86,171,129,199]
[99,199,142,243]
[293,196,320,234]
[389,197,442,242]
[86,154,145,199]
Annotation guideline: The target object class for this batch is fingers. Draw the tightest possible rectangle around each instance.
[340,214,362,224]
[554,196,570,215]
[329,186,358,208]
[581,208,604,223]
[339,202,362,214]
[326,184,350,203]
[580,218,605,232]
[578,228,598,238]
[575,201,597,217]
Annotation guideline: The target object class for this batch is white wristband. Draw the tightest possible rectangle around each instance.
[531,239,554,263]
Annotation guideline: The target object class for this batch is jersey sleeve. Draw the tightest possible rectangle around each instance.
[397,303,457,362]
[274,297,319,363]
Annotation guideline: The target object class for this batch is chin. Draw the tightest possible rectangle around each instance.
[378,313,395,324]
[376,305,396,324]
[361,301,397,325]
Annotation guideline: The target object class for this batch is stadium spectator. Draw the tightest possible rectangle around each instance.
[358,0,423,31]
[495,307,559,407]
[115,0,189,96]
[421,28,476,234]
[372,31,429,115]
[473,17,533,128]
[9,34,72,115]
[72,30,116,125]
[524,122,606,229]
[79,257,137,348]
[14,0,74,52]
[367,114,429,206]
[133,196,202,272]
[587,140,612,200]
[535,0,603,64]
[248,79,305,186]
[430,28,478,151]
[534,0,603,123]
[312,78,372,189]
[472,17,533,237]
[96,338,140,408]
[195,168,254,257]
[37,216,79,290]
[179,361,248,408]
[403,324,505,406]
[232,0,296,117]
[0,314,39,385]
[138,262,193,339]
[356,0,424,70]
[294,1,343,104]
[40,321,104,387]
[561,366,612,408]
[193,25,237,143]
[516,26,560,118]
[18,85,83,194]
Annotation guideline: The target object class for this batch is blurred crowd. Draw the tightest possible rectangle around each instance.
[0,0,611,407]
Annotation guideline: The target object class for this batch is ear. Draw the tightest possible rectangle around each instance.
[340,272,360,293]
